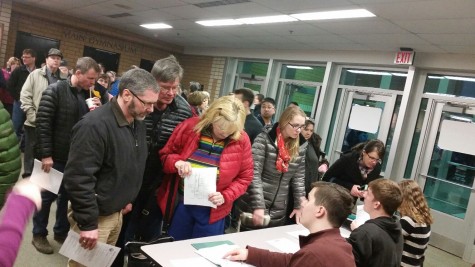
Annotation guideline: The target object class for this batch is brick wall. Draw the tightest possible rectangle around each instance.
[3,3,226,98]
[0,0,12,67]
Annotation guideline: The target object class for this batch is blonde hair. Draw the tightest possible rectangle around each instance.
[7,57,20,68]
[187,91,209,106]
[194,95,245,141]
[398,180,433,225]
[278,106,306,160]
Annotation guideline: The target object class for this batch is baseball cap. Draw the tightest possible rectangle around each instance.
[47,48,63,59]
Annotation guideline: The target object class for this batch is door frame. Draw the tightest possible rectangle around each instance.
[412,97,475,260]
[275,79,322,119]
[328,87,398,168]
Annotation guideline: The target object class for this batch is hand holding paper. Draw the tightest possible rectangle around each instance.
[184,167,217,208]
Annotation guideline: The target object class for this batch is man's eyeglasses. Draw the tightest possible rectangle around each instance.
[287,122,305,131]
[160,85,178,93]
[128,89,155,108]
[365,152,382,164]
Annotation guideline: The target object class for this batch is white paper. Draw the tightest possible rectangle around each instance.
[339,228,351,238]
[287,229,309,239]
[354,205,370,226]
[170,257,216,267]
[59,230,121,267]
[266,238,300,253]
[195,244,252,267]
[30,159,63,194]
[348,104,382,134]
[184,167,217,208]
[438,119,475,156]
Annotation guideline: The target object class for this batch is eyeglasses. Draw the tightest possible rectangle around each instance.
[287,122,305,131]
[365,152,382,164]
[160,85,179,93]
[128,89,155,108]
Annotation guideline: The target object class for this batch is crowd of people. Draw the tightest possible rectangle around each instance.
[0,48,435,267]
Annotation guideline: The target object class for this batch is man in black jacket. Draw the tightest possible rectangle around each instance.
[32,57,100,254]
[63,68,159,267]
[7,49,36,142]
[347,178,403,267]
[123,55,193,243]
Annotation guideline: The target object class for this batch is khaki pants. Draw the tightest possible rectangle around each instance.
[67,206,122,267]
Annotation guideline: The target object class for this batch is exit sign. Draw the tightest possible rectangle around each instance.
[394,51,415,65]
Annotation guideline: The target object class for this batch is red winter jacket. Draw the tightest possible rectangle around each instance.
[157,117,253,224]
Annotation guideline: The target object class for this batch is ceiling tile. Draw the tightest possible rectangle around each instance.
[394,19,475,34]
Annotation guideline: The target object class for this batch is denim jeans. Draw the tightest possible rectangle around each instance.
[32,161,70,237]
[12,100,25,141]
[23,125,36,177]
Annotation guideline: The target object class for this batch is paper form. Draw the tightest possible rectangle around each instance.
[184,167,217,208]
[195,244,253,267]
[170,257,217,267]
[30,159,63,194]
[266,238,300,253]
[59,230,120,267]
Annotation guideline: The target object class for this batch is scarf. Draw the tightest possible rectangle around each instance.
[276,127,290,173]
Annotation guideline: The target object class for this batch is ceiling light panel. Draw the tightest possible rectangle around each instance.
[196,19,243,26]
[292,9,376,21]
[236,15,297,25]
[140,23,173,29]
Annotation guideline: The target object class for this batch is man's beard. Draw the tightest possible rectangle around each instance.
[128,100,147,121]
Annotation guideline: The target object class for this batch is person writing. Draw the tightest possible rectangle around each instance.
[323,139,385,199]
[224,182,356,267]
[157,95,253,240]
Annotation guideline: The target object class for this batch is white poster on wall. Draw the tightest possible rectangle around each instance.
[348,105,383,134]
[438,119,475,156]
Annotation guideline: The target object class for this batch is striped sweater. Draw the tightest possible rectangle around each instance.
[400,216,431,267]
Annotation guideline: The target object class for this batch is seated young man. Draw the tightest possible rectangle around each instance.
[225,182,356,267]
[347,179,403,267]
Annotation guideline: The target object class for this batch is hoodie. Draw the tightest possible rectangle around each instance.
[347,216,403,267]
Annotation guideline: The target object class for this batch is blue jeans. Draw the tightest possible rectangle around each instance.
[32,161,70,237]
[168,201,225,241]
[12,100,25,141]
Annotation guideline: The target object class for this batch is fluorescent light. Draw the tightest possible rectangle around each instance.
[287,65,313,70]
[428,76,444,79]
[444,76,475,82]
[236,15,297,25]
[292,9,375,21]
[140,23,172,29]
[348,70,391,76]
[391,73,408,77]
[196,19,242,26]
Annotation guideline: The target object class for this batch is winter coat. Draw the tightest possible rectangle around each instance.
[157,117,253,224]
[235,123,307,227]
[36,78,90,162]
[0,101,21,207]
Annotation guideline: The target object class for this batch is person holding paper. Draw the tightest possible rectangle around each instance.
[235,106,307,229]
[157,95,253,240]
[224,182,356,267]
[323,139,385,200]
[63,68,159,267]
[33,57,101,254]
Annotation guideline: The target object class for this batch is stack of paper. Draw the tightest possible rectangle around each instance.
[195,244,251,267]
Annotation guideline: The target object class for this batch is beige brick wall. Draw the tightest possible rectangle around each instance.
[0,0,12,67]
[4,3,226,99]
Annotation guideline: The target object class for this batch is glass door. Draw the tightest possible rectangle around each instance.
[275,81,321,118]
[330,89,397,173]
[415,101,475,259]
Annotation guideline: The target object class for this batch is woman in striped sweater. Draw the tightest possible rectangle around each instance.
[398,180,433,267]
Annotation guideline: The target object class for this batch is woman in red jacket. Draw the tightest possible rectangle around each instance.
[157,95,253,240]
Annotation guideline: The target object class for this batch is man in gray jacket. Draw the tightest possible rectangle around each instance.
[19,48,63,182]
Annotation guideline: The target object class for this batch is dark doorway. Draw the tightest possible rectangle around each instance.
[14,31,60,68]
[83,46,120,73]
[140,59,155,72]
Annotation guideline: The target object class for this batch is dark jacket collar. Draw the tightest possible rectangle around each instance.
[111,96,130,127]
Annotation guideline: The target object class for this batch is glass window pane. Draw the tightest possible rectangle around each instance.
[325,88,343,155]
[237,61,269,76]
[381,95,402,172]
[339,68,406,91]
[423,74,475,98]
[280,64,326,82]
